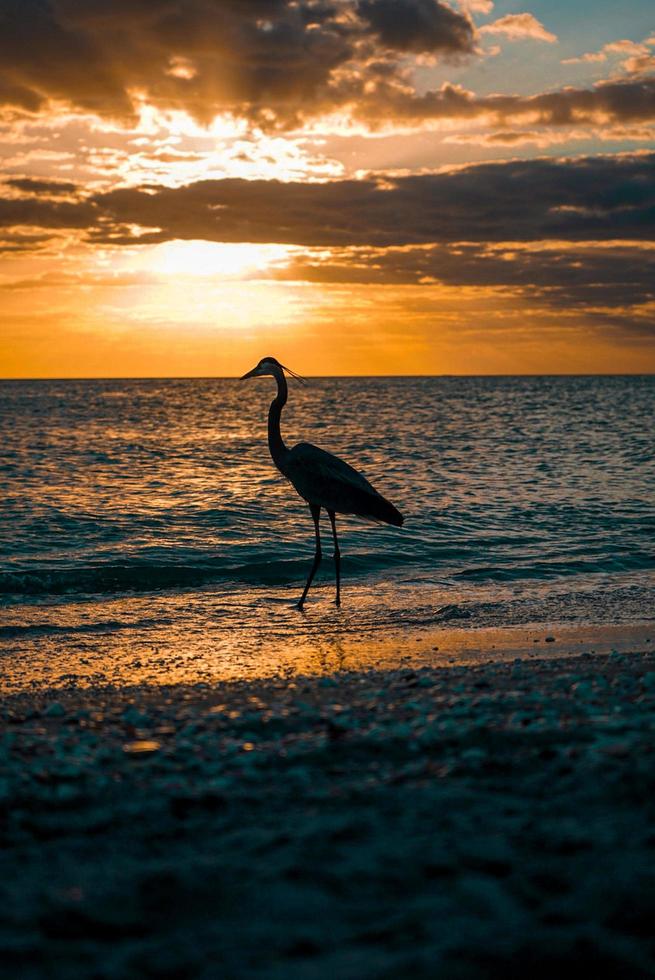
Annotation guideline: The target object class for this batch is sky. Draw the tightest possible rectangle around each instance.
[0,0,654,376]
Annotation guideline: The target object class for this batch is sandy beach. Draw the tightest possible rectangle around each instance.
[3,638,654,979]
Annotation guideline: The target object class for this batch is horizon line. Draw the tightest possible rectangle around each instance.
[1,372,654,382]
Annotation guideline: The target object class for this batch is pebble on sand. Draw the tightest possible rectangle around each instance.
[122,739,161,755]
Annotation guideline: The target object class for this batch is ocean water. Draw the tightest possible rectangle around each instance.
[1,376,654,684]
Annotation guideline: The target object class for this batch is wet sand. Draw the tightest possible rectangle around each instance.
[2,615,652,693]
[2,639,655,978]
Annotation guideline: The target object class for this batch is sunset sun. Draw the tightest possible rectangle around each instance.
[131,240,295,280]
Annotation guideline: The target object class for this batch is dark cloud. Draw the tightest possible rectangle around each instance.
[0,0,134,117]
[0,0,652,134]
[353,75,655,128]
[276,242,655,309]
[82,152,655,246]
[487,75,655,127]
[5,177,79,195]
[0,0,474,126]
[0,77,45,113]
[2,152,653,248]
[0,195,96,229]
[0,231,56,255]
[356,0,475,54]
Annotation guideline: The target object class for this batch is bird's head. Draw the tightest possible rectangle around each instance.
[240,357,306,384]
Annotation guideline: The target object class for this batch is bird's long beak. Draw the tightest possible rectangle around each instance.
[240,366,259,380]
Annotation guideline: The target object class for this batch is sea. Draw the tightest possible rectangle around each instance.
[1,376,654,688]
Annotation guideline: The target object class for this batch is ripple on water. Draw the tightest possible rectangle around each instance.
[0,377,653,633]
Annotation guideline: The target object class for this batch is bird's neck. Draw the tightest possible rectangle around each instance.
[268,369,288,468]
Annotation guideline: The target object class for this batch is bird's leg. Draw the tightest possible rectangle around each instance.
[328,509,341,607]
[297,504,322,609]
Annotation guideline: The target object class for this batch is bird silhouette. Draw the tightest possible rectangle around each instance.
[240,356,403,608]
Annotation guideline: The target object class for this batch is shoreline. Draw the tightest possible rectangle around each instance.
[2,618,653,695]
[2,646,655,977]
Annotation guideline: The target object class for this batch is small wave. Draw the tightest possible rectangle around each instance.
[2,543,654,599]
[455,552,655,582]
[0,557,329,598]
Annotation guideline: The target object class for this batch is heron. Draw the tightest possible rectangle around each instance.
[240,356,404,609]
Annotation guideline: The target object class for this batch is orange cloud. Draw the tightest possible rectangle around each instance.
[562,37,653,70]
[346,74,655,131]
[479,13,557,43]
[445,124,655,147]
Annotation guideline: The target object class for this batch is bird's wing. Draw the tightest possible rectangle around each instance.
[285,442,376,495]
[282,442,404,527]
